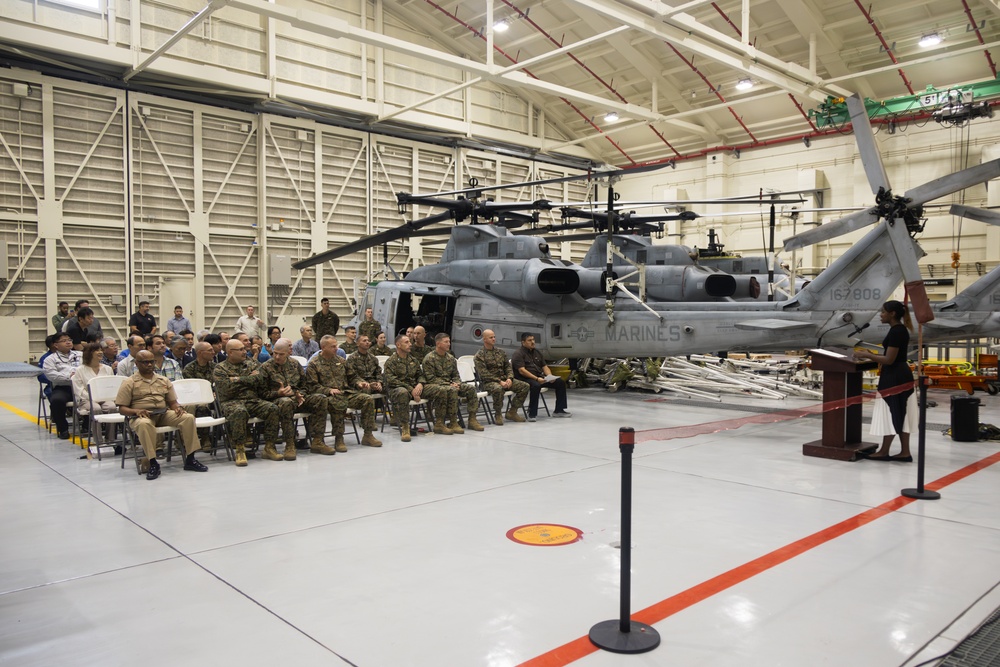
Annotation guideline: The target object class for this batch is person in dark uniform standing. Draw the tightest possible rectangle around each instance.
[855,300,915,461]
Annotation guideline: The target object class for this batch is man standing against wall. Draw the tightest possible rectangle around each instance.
[129,300,157,336]
[235,305,265,340]
[166,305,192,335]
[312,297,340,339]
[52,301,70,332]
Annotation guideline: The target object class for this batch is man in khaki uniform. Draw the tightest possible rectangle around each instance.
[115,350,207,481]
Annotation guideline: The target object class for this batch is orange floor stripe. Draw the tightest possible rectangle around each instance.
[518,449,1000,667]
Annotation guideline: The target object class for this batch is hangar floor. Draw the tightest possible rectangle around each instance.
[1,376,998,667]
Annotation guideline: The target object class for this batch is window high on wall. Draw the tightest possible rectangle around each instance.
[48,0,101,11]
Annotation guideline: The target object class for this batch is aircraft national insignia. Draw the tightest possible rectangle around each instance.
[567,325,595,341]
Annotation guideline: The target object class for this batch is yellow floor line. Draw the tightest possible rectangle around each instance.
[0,400,90,451]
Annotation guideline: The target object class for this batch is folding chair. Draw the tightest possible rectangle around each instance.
[37,378,50,429]
[121,413,181,475]
[172,379,230,462]
[86,375,127,460]
[381,397,432,437]
[456,357,492,426]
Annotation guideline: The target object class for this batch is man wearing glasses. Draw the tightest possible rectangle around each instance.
[115,350,207,481]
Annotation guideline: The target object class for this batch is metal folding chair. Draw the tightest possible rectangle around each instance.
[86,375,127,460]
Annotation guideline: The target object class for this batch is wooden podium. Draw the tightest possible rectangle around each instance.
[803,348,878,461]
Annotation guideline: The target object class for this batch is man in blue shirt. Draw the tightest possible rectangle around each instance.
[166,305,192,335]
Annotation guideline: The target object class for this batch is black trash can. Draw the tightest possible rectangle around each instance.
[950,395,981,442]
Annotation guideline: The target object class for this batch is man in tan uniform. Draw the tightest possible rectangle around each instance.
[115,349,207,481]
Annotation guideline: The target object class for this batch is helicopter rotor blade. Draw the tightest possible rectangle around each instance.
[904,158,1000,206]
[409,162,667,198]
[950,203,1000,225]
[292,210,456,269]
[782,209,880,251]
[847,93,892,195]
[885,218,934,324]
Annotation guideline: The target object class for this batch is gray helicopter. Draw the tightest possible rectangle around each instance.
[293,120,1000,358]
[303,220,909,359]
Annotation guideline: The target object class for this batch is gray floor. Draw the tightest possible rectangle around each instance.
[1,377,998,666]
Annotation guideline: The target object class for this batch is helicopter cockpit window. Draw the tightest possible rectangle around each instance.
[488,242,498,258]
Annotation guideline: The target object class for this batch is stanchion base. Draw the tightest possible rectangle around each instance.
[902,487,941,500]
[589,619,660,654]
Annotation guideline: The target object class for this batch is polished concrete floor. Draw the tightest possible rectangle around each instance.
[1,376,998,667]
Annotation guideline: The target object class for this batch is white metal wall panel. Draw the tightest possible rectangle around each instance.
[0,79,43,217]
[202,113,258,232]
[132,103,194,225]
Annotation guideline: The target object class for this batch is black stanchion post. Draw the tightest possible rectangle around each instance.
[903,375,940,500]
[589,427,661,654]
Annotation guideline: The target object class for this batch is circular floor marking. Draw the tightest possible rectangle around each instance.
[506,523,583,546]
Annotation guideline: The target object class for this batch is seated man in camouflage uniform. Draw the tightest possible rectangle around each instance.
[409,325,430,362]
[259,339,332,458]
[340,325,359,354]
[421,332,484,435]
[182,340,218,451]
[344,334,385,448]
[474,329,528,425]
[213,339,280,466]
[383,333,425,442]
[305,335,379,452]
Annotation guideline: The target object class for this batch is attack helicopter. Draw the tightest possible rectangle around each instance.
[859,262,1000,347]
[292,110,1000,359]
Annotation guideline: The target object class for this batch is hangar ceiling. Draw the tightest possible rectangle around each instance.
[2,0,999,167]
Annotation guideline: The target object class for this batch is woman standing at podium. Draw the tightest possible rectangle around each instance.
[855,300,916,461]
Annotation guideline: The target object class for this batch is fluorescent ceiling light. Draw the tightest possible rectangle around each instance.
[604,111,619,122]
[735,78,754,91]
[919,33,942,48]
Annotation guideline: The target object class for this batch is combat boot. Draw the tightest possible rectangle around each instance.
[361,431,382,447]
[262,442,283,461]
[334,434,348,452]
[200,435,213,452]
[234,443,248,467]
[494,411,504,425]
[310,437,335,455]
[433,417,453,435]
[400,424,411,442]
[505,409,526,423]
[448,417,465,434]
[283,441,297,461]
[468,415,485,431]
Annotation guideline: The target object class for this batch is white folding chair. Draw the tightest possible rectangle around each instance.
[456,357,492,425]
[172,379,230,461]
[86,375,126,460]
[291,355,308,368]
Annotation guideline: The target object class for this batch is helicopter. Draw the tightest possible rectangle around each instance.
[292,107,1000,358]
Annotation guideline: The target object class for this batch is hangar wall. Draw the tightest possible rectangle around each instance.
[0,69,593,361]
